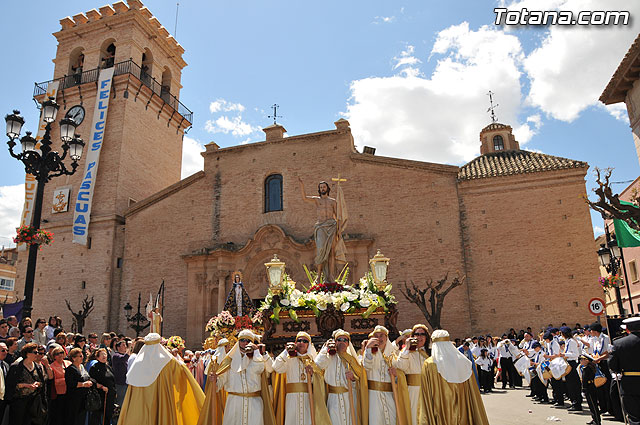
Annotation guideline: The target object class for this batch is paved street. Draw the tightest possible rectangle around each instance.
[483,387,621,425]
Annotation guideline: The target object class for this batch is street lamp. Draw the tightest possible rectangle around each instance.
[596,231,636,315]
[5,98,85,318]
[124,293,149,337]
[370,249,390,289]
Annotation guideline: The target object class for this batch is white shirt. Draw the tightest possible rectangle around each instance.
[563,338,580,361]
[592,333,611,356]
[475,356,492,372]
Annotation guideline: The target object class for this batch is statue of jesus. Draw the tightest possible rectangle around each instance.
[298,177,346,283]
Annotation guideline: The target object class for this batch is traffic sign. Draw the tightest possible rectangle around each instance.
[588,297,605,316]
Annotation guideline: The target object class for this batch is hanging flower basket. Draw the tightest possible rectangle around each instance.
[13,225,54,246]
[598,274,622,290]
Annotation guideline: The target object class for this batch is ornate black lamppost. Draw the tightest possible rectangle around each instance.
[597,232,635,315]
[5,98,85,318]
[124,293,149,337]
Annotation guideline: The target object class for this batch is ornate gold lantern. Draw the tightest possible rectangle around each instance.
[369,249,390,289]
[265,254,286,295]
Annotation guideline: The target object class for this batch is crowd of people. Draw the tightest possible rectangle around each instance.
[0,315,140,425]
[1,314,638,425]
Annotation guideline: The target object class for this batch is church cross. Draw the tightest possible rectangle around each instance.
[487,91,499,123]
[268,104,282,125]
[331,175,347,186]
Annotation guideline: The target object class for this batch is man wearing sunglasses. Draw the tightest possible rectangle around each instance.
[393,324,430,425]
[273,331,328,425]
[17,327,35,351]
[315,329,362,425]
[204,329,274,425]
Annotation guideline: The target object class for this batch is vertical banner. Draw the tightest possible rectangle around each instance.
[72,68,114,245]
[17,81,60,251]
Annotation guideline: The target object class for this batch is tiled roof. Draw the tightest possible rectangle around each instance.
[458,150,587,181]
[600,33,640,105]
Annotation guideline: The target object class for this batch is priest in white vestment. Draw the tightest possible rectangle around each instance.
[315,329,360,425]
[393,324,430,425]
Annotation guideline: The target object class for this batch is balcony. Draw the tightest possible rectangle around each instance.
[33,59,193,124]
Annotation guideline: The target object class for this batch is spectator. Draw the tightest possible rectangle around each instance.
[6,316,18,329]
[8,327,20,338]
[65,347,94,425]
[88,348,115,425]
[88,333,98,350]
[17,327,34,352]
[5,343,47,425]
[49,345,71,425]
[44,317,57,341]
[73,335,90,362]
[54,333,67,356]
[127,338,144,371]
[33,319,47,346]
[66,333,75,350]
[0,342,9,421]
[99,333,113,365]
[112,340,129,407]
[5,337,19,365]
[18,317,32,336]
[0,320,8,342]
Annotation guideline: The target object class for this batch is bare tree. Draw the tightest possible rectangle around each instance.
[400,272,465,330]
[65,296,94,334]
[586,167,640,231]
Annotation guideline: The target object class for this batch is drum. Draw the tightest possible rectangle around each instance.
[536,362,548,383]
[594,366,607,388]
[549,357,571,380]
[540,360,552,380]
[514,355,531,385]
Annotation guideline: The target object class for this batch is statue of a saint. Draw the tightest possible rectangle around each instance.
[298,177,348,282]
[145,294,163,335]
[223,272,255,316]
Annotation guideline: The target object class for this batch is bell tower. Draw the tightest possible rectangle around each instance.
[479,122,520,155]
[16,0,192,332]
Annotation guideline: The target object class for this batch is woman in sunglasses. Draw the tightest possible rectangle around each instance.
[49,345,72,425]
[65,347,96,425]
[5,342,47,425]
[33,319,48,346]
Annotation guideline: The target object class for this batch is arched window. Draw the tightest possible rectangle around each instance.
[141,49,153,86]
[100,39,116,69]
[67,47,85,87]
[265,174,283,212]
[161,68,172,102]
[493,135,504,151]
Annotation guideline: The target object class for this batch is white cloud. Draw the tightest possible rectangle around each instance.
[602,103,629,123]
[346,22,526,164]
[513,114,543,144]
[205,116,260,137]
[209,98,246,113]
[518,0,640,122]
[393,45,421,73]
[373,16,395,24]
[593,225,604,237]
[0,184,24,248]
[181,136,205,179]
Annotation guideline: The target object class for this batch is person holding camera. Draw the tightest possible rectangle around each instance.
[497,336,518,389]
[315,329,361,425]
[393,324,430,425]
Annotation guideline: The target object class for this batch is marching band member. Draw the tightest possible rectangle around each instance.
[315,329,363,425]
[589,322,611,416]
[528,342,549,403]
[475,349,493,393]
[496,336,518,389]
[393,324,430,425]
[272,331,330,425]
[557,326,583,411]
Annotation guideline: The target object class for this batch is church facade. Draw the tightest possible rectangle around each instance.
[14,1,601,345]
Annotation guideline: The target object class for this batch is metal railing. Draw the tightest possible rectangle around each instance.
[33,59,193,123]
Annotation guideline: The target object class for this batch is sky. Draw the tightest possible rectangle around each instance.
[1,0,639,248]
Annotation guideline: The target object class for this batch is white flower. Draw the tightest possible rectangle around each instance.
[317,301,327,311]
[341,302,350,312]
[280,298,290,306]
[359,297,371,307]
[346,292,358,301]
[294,297,306,307]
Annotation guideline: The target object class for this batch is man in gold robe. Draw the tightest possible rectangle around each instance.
[118,333,204,425]
[417,329,489,425]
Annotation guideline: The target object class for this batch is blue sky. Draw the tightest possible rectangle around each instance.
[1,0,639,247]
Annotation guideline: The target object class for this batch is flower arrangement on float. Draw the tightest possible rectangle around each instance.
[598,274,622,290]
[204,310,265,346]
[14,225,54,247]
[258,266,396,324]
[166,335,185,351]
